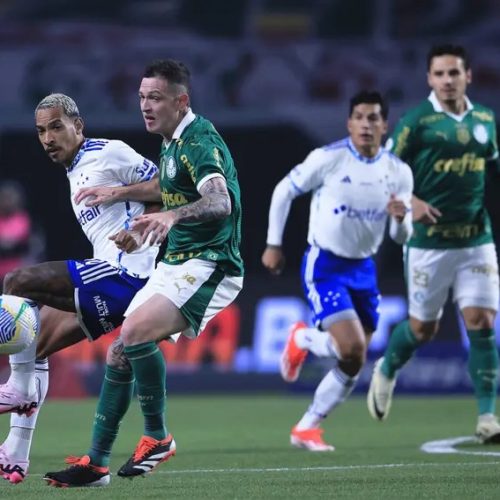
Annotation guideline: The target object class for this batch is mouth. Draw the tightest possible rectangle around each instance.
[360,133,373,141]
[144,116,155,126]
[46,147,59,156]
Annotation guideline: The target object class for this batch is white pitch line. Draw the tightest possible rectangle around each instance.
[29,460,500,477]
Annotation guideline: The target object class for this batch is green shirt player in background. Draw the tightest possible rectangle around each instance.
[368,44,500,442]
[45,59,244,487]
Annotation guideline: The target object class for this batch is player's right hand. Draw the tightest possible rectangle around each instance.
[109,229,141,253]
[74,186,119,206]
[261,246,286,275]
[411,196,442,224]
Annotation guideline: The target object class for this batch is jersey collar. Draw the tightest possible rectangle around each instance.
[428,91,473,122]
[168,108,196,143]
[67,138,88,172]
[347,137,384,164]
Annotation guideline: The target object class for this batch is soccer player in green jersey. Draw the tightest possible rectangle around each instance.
[367,44,500,442]
[45,60,244,486]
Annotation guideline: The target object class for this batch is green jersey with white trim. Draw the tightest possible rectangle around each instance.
[158,114,243,276]
[387,96,498,248]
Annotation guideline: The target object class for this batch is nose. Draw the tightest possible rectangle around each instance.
[140,99,150,112]
[42,131,54,145]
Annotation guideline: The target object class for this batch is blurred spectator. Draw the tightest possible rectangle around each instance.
[0,181,38,291]
[218,52,257,107]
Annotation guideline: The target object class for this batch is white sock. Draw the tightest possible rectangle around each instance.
[4,358,49,461]
[8,339,38,396]
[295,327,340,358]
[295,366,358,430]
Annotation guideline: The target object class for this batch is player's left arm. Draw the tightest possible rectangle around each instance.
[131,176,230,246]
[388,162,414,244]
[486,119,500,178]
[132,141,232,246]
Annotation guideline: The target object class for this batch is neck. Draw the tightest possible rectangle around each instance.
[439,97,466,115]
[355,144,378,158]
[163,109,189,142]
[63,138,85,168]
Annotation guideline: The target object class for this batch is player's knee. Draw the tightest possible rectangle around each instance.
[3,268,28,296]
[409,317,438,342]
[337,340,366,373]
[106,341,132,371]
[462,308,495,330]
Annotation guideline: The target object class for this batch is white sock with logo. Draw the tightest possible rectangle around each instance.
[3,359,49,461]
[295,366,358,430]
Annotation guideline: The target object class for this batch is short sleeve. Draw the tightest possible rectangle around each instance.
[106,141,158,186]
[179,140,227,192]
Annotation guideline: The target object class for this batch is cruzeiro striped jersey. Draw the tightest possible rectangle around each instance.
[67,138,159,278]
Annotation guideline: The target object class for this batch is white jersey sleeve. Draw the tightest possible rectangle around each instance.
[103,140,158,186]
[266,147,335,246]
[388,158,413,244]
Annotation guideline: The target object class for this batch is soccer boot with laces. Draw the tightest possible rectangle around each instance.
[0,445,29,484]
[0,383,38,416]
[117,434,176,478]
[280,322,308,382]
[367,357,397,421]
[290,426,335,452]
[476,413,500,444]
[44,455,110,487]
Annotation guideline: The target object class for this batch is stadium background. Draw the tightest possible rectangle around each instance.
[1,0,500,397]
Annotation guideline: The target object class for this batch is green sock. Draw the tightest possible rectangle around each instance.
[88,365,135,467]
[381,320,421,379]
[125,342,167,440]
[467,328,498,415]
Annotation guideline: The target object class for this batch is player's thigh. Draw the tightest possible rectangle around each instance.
[454,243,499,312]
[36,306,86,358]
[406,247,455,321]
[123,259,243,343]
[4,261,73,299]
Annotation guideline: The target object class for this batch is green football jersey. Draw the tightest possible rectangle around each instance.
[158,113,243,276]
[388,94,498,248]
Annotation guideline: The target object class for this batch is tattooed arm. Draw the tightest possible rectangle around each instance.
[131,176,232,246]
[175,176,231,223]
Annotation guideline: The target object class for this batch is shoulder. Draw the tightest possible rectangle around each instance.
[471,103,496,123]
[382,149,413,176]
[99,139,142,162]
[397,100,434,127]
[308,138,349,162]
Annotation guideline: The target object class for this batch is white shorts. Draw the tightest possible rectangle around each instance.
[124,259,243,340]
[406,243,499,321]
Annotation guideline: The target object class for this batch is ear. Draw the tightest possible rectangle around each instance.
[75,117,84,135]
[466,68,472,85]
[382,119,388,135]
[178,93,190,112]
[346,117,353,135]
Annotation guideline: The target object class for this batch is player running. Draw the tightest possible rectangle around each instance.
[262,91,413,451]
[367,44,500,443]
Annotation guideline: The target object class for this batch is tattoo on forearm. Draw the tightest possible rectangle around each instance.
[174,177,231,223]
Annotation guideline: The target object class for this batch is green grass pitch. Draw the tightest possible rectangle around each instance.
[0,395,498,499]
